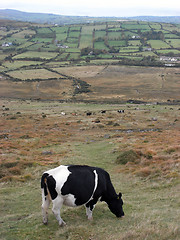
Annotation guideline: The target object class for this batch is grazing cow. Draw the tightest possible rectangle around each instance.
[117,110,124,113]
[41,165,124,226]
[101,110,106,114]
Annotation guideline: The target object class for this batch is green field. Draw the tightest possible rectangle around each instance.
[95,31,106,38]
[157,49,180,54]
[94,41,109,50]
[166,39,180,48]
[56,33,67,41]
[7,68,62,80]
[149,23,162,30]
[13,51,58,60]
[109,40,127,47]
[69,31,80,38]
[148,40,170,49]
[2,60,43,69]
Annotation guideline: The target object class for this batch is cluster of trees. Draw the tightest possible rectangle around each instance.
[73,79,91,94]
[141,30,165,40]
[116,56,164,67]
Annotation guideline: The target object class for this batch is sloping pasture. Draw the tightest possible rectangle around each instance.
[52,65,180,102]
[0,100,179,240]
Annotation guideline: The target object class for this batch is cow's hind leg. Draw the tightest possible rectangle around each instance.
[42,190,50,225]
[52,196,66,227]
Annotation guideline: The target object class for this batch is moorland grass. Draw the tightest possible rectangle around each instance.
[0,100,179,239]
[0,157,179,240]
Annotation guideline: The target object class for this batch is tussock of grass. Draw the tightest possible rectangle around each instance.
[135,167,152,177]
[116,150,140,165]
[9,166,22,175]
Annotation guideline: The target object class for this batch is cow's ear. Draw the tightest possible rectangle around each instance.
[118,192,122,198]
[117,193,122,199]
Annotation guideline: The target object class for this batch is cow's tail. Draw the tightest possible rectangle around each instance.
[41,173,50,225]
[41,173,49,198]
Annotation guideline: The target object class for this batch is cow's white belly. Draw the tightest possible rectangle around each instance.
[63,194,77,207]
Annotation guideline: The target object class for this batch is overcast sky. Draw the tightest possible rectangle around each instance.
[1,0,180,17]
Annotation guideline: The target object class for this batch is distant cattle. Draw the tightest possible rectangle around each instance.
[117,110,124,113]
[41,165,124,226]
[2,106,9,111]
[86,112,92,116]
[101,110,106,114]
[92,118,100,123]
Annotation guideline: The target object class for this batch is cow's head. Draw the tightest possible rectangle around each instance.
[108,193,124,218]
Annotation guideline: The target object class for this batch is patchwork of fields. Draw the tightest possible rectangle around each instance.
[0,20,179,102]
[0,20,180,67]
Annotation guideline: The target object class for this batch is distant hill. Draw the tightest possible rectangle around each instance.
[129,16,180,24]
[0,9,122,25]
[0,9,180,24]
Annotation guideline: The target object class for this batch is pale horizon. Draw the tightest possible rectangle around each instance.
[0,0,180,17]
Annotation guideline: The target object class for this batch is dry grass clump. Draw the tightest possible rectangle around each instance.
[8,166,22,175]
[135,167,153,177]
[165,145,180,154]
[116,150,140,165]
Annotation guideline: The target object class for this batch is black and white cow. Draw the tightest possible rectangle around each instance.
[41,165,124,226]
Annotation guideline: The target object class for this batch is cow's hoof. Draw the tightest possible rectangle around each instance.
[60,221,66,227]
[43,221,48,225]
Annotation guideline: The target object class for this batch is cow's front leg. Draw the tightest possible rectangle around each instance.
[86,206,93,220]
[52,197,66,226]
[85,201,96,220]
[85,198,98,220]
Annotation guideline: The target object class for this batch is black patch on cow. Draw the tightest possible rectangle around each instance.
[46,175,58,200]
[61,165,96,206]
[41,173,49,196]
